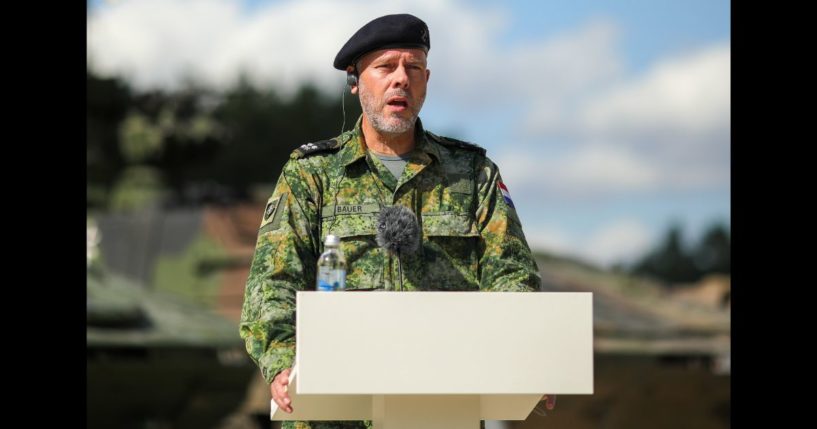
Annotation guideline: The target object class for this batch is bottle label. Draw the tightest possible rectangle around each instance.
[317,267,346,291]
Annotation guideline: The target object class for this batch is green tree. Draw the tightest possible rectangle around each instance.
[87,72,131,208]
[205,79,361,195]
[691,222,730,275]
[87,68,363,210]
[632,223,699,285]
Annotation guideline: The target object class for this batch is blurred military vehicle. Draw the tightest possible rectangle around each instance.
[87,220,256,429]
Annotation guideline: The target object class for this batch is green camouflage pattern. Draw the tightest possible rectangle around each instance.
[240,115,540,429]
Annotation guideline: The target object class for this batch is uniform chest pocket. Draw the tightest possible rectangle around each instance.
[421,212,480,277]
[321,212,378,240]
[320,208,380,261]
[422,212,479,237]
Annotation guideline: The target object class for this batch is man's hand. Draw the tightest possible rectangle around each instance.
[271,368,294,413]
[541,394,557,410]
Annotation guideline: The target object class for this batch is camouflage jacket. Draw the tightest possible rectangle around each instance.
[239,116,541,426]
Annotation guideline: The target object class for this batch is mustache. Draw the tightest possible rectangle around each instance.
[384,90,410,100]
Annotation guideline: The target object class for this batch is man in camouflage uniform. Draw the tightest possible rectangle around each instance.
[240,14,553,429]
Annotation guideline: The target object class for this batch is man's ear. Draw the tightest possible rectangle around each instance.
[346,66,359,94]
[425,68,431,83]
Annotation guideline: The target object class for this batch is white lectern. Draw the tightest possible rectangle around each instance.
[271,291,593,429]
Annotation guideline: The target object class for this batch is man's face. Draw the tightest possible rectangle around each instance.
[351,48,430,135]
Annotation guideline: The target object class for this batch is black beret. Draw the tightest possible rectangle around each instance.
[334,14,430,70]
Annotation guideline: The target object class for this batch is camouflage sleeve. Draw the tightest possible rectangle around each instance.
[239,159,321,384]
[474,157,542,292]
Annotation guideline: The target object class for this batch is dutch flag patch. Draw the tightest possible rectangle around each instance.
[497,180,515,209]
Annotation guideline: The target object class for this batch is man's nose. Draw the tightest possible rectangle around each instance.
[391,64,409,89]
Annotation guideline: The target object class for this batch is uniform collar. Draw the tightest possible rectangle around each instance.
[339,115,441,168]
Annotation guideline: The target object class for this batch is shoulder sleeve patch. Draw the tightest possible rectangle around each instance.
[258,192,288,234]
[426,131,487,156]
[290,138,343,159]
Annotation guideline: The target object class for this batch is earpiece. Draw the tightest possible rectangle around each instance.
[341,66,358,133]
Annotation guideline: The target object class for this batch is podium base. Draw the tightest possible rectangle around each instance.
[372,395,480,429]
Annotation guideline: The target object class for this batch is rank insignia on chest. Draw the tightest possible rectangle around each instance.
[497,180,515,209]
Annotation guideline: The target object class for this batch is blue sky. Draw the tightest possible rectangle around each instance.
[491,1,729,69]
[88,0,730,268]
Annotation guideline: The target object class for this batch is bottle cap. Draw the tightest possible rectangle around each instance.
[325,234,340,247]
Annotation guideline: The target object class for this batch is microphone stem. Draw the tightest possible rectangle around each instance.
[398,251,404,292]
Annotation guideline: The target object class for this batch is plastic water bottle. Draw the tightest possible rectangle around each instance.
[317,234,346,291]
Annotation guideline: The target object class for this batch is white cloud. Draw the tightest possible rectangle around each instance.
[508,42,730,196]
[428,16,624,108]
[553,143,660,192]
[88,0,243,91]
[87,0,510,95]
[522,224,574,256]
[523,42,730,145]
[87,0,623,106]
[580,43,731,145]
[582,219,653,267]
[524,219,653,269]
[494,143,660,199]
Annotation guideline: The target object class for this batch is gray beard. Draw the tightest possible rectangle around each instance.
[359,82,425,135]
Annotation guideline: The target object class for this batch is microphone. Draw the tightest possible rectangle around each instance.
[376,205,420,291]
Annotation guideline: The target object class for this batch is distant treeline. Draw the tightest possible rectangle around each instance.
[619,222,730,285]
[88,70,361,210]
